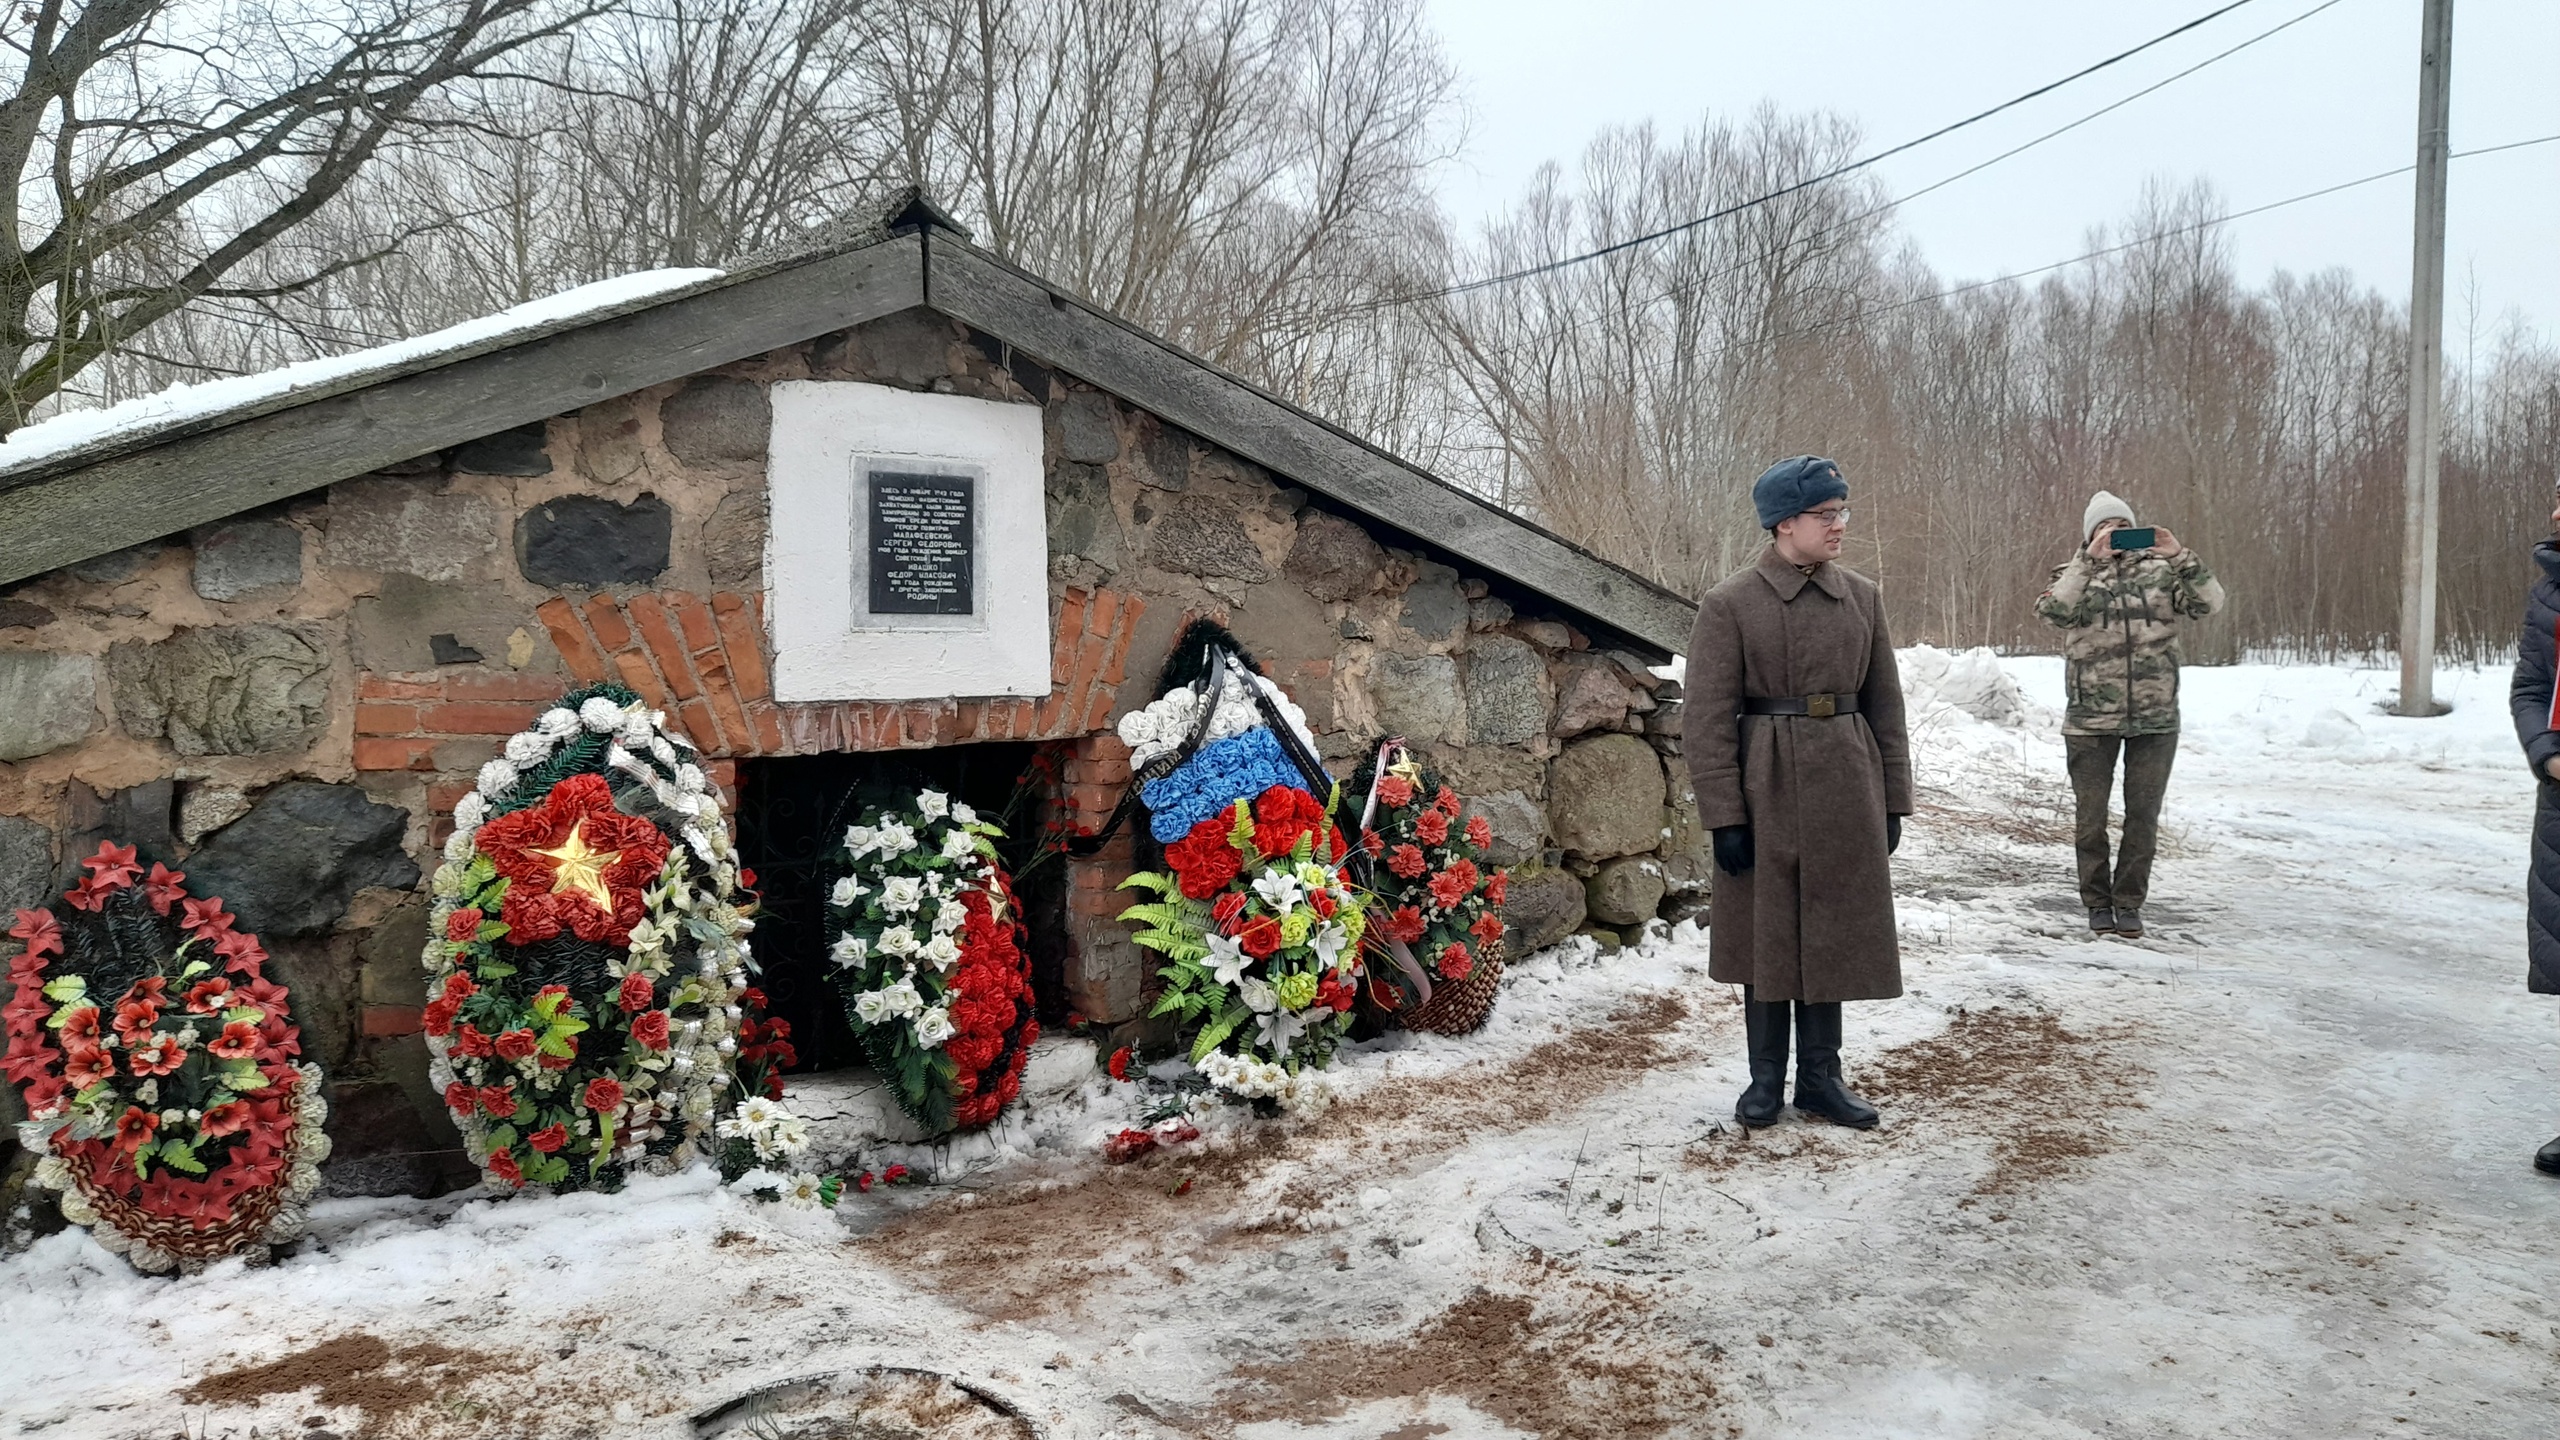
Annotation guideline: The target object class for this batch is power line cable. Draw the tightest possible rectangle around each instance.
[1508,132,2560,390]
[1428,0,2354,365]
[1407,0,2272,303]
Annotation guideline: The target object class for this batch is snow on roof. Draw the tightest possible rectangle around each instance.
[0,268,724,476]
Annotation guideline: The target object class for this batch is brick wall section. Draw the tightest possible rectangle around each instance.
[1057,731,1142,1021]
[517,585,1145,758]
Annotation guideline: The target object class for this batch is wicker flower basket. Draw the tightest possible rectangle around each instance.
[1397,938,1505,1036]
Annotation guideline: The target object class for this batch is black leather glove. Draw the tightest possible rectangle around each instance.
[1712,825,1754,876]
[1887,814,1903,854]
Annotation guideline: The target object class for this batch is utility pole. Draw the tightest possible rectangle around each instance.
[2397,0,2454,717]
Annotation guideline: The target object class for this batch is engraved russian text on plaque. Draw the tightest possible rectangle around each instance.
[866,471,975,615]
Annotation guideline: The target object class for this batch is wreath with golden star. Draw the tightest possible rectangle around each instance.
[473,773,669,947]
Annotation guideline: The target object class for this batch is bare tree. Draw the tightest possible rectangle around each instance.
[0,0,612,432]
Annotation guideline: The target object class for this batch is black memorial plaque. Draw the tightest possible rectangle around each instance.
[866,471,976,615]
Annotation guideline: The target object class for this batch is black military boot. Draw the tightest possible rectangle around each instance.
[2537,1135,2560,1176]
[1791,1002,1880,1129]
[1734,986,1790,1128]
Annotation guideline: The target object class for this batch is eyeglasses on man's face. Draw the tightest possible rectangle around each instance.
[1800,506,1851,528]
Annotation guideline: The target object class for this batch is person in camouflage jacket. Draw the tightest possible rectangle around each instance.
[2035,490,2225,939]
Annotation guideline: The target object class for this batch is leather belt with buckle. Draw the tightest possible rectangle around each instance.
[1741,694,1860,718]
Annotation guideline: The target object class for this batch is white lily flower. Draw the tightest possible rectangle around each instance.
[1252,870,1303,914]
[1255,1007,1313,1053]
[1206,932,1252,987]
[1310,922,1348,968]
[1238,976,1278,1013]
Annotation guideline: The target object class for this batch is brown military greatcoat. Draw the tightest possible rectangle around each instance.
[1682,549,1913,1002]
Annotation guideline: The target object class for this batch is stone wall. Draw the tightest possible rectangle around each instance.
[0,305,1708,1193]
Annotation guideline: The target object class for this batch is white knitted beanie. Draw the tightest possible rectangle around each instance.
[2082,490,2136,540]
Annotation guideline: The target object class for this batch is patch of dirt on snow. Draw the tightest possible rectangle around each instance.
[857,994,1700,1323]
[179,1331,511,1435]
[1220,1279,1729,1439]
[1860,1006,2146,1196]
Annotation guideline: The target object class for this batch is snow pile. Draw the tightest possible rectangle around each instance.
[0,269,723,475]
[1898,644,2031,728]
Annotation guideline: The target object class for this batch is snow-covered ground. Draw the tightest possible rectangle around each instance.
[8,653,2560,1439]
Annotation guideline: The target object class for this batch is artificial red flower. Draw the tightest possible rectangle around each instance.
[442,971,479,1003]
[538,1050,574,1072]
[1465,814,1494,850]
[582,1076,624,1113]
[1375,775,1414,808]
[1327,825,1350,862]
[493,1028,539,1062]
[62,872,115,912]
[1316,975,1356,1013]
[214,929,269,974]
[1485,871,1508,906]
[1361,828,1385,858]
[883,1163,911,1184]
[618,972,655,1012]
[1251,785,1327,860]
[421,996,460,1037]
[1428,867,1474,911]
[1387,905,1428,945]
[740,987,768,1011]
[527,1123,568,1154]
[207,1021,263,1060]
[141,863,188,915]
[485,1148,524,1188]
[1388,844,1427,881]
[629,1010,671,1051]
[445,1082,477,1116]
[1471,911,1507,946]
[1435,786,1462,816]
[113,997,163,1042]
[198,1100,252,1137]
[477,1084,517,1119]
[183,978,232,1014]
[445,907,484,944]
[1437,941,1474,981]
[1164,816,1244,900]
[1210,891,1247,930]
[451,1024,494,1059]
[1236,914,1282,958]
[59,1005,102,1045]
[112,1106,159,1151]
[180,895,235,939]
[1308,887,1337,919]
[473,774,670,947]
[1107,1046,1133,1082]
[853,1170,875,1193]
[63,1048,114,1090]
[1414,809,1450,846]
[1102,1129,1157,1164]
[82,841,143,888]
[534,984,571,1010]
[7,908,61,957]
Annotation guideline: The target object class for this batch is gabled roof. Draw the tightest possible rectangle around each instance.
[0,196,1696,655]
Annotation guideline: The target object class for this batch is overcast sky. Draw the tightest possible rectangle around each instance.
[1424,0,2560,344]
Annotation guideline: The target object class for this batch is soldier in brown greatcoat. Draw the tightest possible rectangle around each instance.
[1682,455,1912,1130]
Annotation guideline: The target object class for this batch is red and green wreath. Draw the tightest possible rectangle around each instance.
[1357,750,1509,1005]
[2,842,326,1273]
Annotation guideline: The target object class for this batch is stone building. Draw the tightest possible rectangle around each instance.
[0,195,1704,1194]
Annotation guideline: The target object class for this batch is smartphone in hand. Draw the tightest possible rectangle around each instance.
[2109,526,2157,551]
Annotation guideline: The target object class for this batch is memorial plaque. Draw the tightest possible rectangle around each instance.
[866,471,975,615]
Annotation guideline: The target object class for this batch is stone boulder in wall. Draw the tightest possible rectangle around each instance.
[1545,733,1667,860]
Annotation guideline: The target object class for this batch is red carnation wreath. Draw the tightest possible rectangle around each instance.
[1357,746,1511,1035]
[2,843,327,1273]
